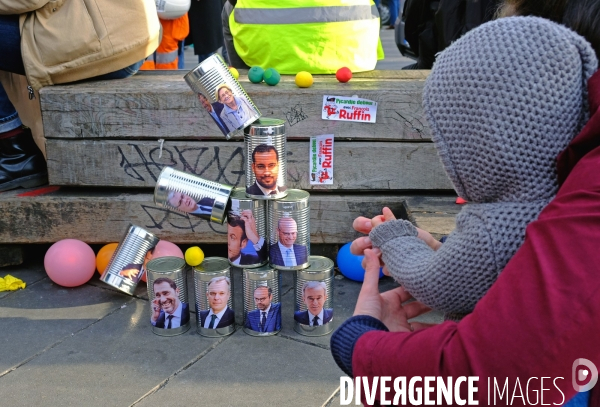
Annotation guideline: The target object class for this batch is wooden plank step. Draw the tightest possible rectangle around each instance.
[0,187,457,244]
[46,139,451,189]
[46,139,452,190]
[40,71,430,141]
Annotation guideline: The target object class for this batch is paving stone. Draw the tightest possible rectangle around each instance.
[0,277,129,373]
[136,330,343,407]
[0,298,220,407]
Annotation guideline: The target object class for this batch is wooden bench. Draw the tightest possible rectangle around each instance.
[0,70,458,253]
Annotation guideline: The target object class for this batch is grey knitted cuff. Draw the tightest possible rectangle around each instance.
[369,219,418,248]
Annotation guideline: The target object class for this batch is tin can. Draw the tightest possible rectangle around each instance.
[244,118,287,200]
[227,188,268,268]
[294,256,334,336]
[242,265,281,336]
[146,257,191,336]
[100,225,160,295]
[184,54,261,139]
[154,166,233,224]
[193,257,235,337]
[268,189,310,270]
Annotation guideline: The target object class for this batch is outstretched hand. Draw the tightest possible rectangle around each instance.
[353,249,433,332]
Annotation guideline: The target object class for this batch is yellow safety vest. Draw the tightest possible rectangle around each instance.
[229,0,384,74]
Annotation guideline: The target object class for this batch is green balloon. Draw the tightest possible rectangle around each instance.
[263,68,281,86]
[248,66,264,83]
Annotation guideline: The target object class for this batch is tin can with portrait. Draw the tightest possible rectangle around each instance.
[242,265,282,336]
[294,256,334,336]
[154,166,233,224]
[184,54,261,139]
[227,187,268,268]
[146,256,191,337]
[193,257,236,337]
[244,118,287,200]
[268,189,310,270]
[100,225,160,295]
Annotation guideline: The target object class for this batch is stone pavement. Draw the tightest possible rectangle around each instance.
[0,247,442,407]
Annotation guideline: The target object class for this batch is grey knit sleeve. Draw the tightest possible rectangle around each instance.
[369,214,497,315]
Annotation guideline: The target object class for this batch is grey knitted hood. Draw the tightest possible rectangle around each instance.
[423,17,597,203]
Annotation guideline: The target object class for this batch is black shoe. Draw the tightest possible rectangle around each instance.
[0,127,48,192]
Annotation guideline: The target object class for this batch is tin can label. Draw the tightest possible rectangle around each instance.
[294,280,333,326]
[244,284,282,334]
[197,276,235,329]
[150,276,191,330]
[227,198,268,267]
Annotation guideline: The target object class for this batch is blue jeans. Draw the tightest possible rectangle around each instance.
[0,14,143,129]
[389,0,399,26]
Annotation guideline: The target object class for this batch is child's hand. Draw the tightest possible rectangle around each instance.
[370,207,396,229]
[416,227,443,251]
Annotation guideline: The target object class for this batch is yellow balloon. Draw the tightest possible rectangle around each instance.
[295,71,314,88]
[229,67,240,80]
[185,246,205,266]
[96,243,119,275]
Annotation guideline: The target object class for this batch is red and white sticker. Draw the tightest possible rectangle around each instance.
[321,95,377,123]
[310,134,334,185]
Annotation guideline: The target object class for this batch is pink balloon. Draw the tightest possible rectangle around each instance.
[152,240,184,259]
[44,239,96,287]
[141,240,184,283]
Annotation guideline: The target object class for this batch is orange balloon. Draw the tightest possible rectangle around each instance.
[96,243,119,275]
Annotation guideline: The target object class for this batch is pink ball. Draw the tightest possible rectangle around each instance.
[44,239,96,287]
[152,240,184,259]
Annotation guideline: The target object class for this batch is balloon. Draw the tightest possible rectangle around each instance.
[44,239,97,287]
[141,240,184,282]
[96,243,118,275]
[336,242,384,282]
[295,71,313,88]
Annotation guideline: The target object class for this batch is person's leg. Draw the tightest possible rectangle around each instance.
[388,0,399,28]
[197,53,214,63]
[178,41,186,69]
[0,15,26,75]
[0,83,47,191]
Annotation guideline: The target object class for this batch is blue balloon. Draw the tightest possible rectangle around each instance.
[336,242,384,282]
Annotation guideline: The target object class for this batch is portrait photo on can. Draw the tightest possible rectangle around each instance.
[199,276,235,329]
[227,208,267,266]
[119,262,143,280]
[244,284,281,333]
[167,191,214,218]
[247,144,287,197]
[197,92,230,137]
[269,216,308,267]
[294,281,333,326]
[214,83,258,133]
[150,277,190,329]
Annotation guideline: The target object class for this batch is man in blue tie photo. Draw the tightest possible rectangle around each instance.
[244,285,281,333]
[269,217,308,267]
[199,276,235,329]
[294,281,333,326]
[151,277,190,329]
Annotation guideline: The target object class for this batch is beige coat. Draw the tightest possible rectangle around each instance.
[0,0,160,90]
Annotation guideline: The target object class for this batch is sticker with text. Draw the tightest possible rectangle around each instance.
[310,135,333,185]
[322,95,377,123]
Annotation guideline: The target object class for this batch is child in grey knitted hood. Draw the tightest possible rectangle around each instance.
[368,16,598,320]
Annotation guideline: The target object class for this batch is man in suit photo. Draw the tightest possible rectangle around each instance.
[294,281,333,326]
[244,285,281,333]
[167,191,214,218]
[269,217,308,267]
[151,277,190,329]
[199,276,235,329]
[227,210,267,266]
[246,144,287,196]
[197,93,229,136]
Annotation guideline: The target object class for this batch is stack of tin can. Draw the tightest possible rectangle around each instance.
[138,54,335,338]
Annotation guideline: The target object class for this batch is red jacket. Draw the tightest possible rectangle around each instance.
[343,70,600,405]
